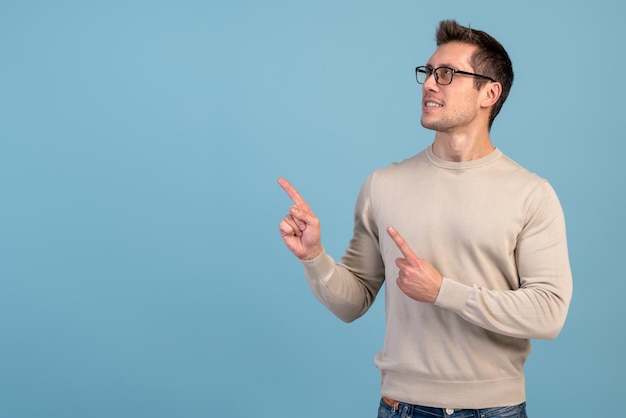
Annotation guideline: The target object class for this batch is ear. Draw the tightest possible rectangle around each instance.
[480,82,502,109]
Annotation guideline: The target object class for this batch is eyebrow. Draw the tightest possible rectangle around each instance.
[426,62,464,70]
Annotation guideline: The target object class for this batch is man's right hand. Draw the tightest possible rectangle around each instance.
[278,178,323,261]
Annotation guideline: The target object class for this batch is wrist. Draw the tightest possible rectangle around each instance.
[299,246,324,261]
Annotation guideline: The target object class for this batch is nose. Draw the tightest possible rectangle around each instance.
[422,72,439,91]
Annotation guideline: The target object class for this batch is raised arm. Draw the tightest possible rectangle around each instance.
[277,176,385,322]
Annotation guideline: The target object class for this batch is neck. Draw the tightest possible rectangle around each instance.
[431,132,495,162]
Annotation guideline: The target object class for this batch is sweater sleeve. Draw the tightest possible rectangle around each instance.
[299,174,386,323]
[435,181,573,340]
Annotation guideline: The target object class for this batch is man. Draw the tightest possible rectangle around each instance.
[278,20,572,417]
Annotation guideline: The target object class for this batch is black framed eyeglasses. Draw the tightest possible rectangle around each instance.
[415,66,496,85]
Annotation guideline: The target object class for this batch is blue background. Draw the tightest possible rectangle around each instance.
[1,1,623,417]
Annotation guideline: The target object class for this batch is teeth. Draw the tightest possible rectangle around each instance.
[425,102,442,107]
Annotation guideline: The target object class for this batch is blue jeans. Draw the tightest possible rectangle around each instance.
[377,398,528,418]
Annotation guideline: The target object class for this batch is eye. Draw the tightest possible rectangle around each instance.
[437,67,454,84]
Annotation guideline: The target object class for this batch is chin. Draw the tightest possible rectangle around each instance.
[421,119,438,131]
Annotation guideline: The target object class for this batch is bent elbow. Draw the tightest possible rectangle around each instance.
[536,324,563,340]
[334,306,368,323]
[534,306,570,340]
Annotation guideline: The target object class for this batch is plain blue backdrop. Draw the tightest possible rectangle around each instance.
[1,1,623,417]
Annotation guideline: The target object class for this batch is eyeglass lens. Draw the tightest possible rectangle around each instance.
[416,67,453,85]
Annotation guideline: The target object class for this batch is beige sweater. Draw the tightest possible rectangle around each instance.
[301,146,572,409]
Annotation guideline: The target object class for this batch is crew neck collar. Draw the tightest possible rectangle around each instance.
[425,145,502,169]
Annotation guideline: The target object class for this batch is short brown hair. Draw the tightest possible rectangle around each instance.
[435,20,514,129]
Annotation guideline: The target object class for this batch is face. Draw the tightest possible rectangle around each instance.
[420,42,484,134]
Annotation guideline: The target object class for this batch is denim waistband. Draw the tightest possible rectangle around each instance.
[380,397,527,418]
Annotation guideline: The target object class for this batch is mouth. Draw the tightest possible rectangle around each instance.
[424,101,443,108]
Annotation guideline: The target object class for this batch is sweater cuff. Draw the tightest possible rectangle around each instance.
[300,248,335,284]
[434,277,472,313]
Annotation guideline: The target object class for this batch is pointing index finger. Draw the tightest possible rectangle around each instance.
[278,177,310,209]
[387,226,416,260]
